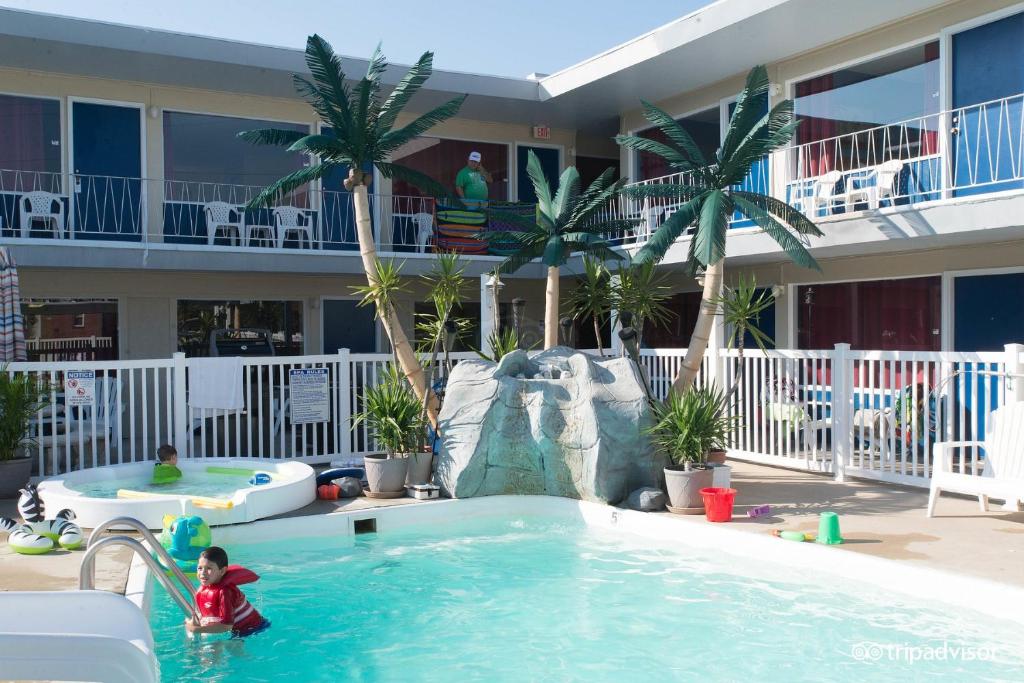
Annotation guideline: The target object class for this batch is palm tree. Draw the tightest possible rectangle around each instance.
[482,151,636,349]
[615,65,822,394]
[564,257,612,355]
[240,35,466,426]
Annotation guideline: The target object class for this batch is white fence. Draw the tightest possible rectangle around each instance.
[7,344,1023,488]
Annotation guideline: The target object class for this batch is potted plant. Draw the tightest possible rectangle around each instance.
[353,364,427,495]
[647,386,735,512]
[0,369,47,498]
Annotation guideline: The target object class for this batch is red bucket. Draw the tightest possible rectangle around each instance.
[699,487,737,522]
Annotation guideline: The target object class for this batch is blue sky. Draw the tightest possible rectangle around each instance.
[0,0,708,78]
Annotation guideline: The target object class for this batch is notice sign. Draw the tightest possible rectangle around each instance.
[289,368,330,424]
[65,370,96,407]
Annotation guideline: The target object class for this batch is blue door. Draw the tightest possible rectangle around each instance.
[318,128,370,251]
[517,146,559,204]
[728,95,770,228]
[323,300,376,353]
[71,102,142,241]
[952,12,1024,197]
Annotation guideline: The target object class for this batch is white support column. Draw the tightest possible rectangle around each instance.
[831,343,852,482]
[1005,343,1024,403]
[337,348,351,462]
[172,352,189,458]
[481,273,503,356]
[707,296,727,391]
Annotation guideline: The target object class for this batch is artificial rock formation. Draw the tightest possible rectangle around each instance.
[435,347,663,503]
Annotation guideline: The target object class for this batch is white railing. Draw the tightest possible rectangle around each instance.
[26,336,115,363]
[7,344,1021,487]
[0,170,511,257]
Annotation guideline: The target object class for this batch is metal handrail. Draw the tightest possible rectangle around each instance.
[86,516,197,602]
[80,536,196,619]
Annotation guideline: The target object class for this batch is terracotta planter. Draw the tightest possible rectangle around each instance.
[364,453,409,494]
[0,457,33,499]
[663,466,714,510]
[707,449,727,465]
[405,451,433,486]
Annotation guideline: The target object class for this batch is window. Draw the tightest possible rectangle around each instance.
[794,43,940,176]
[21,299,118,361]
[177,300,303,357]
[391,138,508,201]
[0,94,61,190]
[797,277,941,351]
[163,112,308,193]
[635,107,720,181]
[642,292,701,348]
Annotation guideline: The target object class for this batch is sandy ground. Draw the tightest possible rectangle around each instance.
[1,460,1022,593]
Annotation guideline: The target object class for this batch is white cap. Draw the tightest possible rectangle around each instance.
[468,151,482,162]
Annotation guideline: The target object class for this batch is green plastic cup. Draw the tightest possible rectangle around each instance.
[816,511,843,545]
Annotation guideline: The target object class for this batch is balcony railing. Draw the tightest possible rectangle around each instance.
[0,172,531,258]
[612,92,1024,249]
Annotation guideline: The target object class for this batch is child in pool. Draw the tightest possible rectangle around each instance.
[186,546,270,637]
[152,444,182,484]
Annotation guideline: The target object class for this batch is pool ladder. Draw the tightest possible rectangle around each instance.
[80,517,197,620]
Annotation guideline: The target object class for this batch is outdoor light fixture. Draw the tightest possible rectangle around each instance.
[771,284,786,299]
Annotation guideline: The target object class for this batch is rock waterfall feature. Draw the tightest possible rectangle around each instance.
[435,348,663,503]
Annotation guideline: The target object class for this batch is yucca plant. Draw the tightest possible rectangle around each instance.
[612,260,675,348]
[615,65,823,394]
[0,369,47,461]
[241,36,467,426]
[352,364,426,457]
[474,327,528,362]
[480,151,635,349]
[646,386,736,469]
[564,256,612,355]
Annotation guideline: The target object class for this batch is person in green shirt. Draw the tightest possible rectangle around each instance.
[153,444,183,484]
[455,151,492,207]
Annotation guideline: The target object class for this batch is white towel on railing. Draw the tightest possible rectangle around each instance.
[189,357,244,410]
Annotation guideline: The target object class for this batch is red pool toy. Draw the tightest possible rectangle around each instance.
[699,487,737,522]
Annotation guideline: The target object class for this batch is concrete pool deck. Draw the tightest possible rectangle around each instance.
[1,461,1022,592]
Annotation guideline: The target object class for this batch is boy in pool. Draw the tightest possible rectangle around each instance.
[186,546,270,637]
[152,444,182,484]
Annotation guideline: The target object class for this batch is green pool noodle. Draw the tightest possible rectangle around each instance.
[778,530,810,542]
[206,466,258,477]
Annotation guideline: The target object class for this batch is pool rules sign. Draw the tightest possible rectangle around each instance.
[288,368,330,424]
[65,370,96,407]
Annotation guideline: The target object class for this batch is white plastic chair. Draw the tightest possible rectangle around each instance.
[872,159,906,208]
[19,191,65,239]
[413,212,434,253]
[204,202,244,246]
[809,171,844,216]
[273,206,317,249]
[928,401,1024,517]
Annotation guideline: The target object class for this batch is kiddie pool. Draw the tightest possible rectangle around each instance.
[37,458,316,529]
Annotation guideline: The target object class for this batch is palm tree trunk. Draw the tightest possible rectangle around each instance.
[592,314,603,356]
[544,266,560,349]
[351,183,438,425]
[671,258,724,395]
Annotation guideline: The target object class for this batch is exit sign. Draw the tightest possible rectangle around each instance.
[532,125,550,140]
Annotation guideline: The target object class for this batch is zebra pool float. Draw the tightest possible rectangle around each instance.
[0,484,84,555]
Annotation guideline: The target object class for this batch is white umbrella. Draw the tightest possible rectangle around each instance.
[0,246,27,362]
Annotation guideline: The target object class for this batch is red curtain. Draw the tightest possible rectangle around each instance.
[391,139,508,200]
[0,96,56,175]
[795,75,837,176]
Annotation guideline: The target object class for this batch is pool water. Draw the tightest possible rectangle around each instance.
[69,471,257,500]
[150,515,1024,682]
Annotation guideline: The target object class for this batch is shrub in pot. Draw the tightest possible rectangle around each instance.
[0,369,47,498]
[647,386,735,512]
[353,365,427,494]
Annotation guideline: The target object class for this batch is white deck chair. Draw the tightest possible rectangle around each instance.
[19,191,66,239]
[412,212,434,253]
[809,171,844,216]
[204,202,244,246]
[927,401,1024,517]
[273,206,317,249]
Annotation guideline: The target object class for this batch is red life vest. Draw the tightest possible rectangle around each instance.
[195,565,264,635]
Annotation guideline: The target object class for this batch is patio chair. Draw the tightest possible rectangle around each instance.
[273,206,317,249]
[808,171,844,216]
[19,191,66,239]
[412,212,434,253]
[764,400,832,450]
[204,201,244,246]
[927,401,1024,517]
[846,159,906,210]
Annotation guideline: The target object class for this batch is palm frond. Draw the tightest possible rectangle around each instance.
[377,51,434,132]
[719,101,797,183]
[639,100,711,176]
[304,35,353,132]
[292,75,350,135]
[551,166,581,222]
[246,163,334,209]
[619,182,704,201]
[376,162,459,201]
[731,194,820,270]
[379,95,468,155]
[484,207,539,233]
[720,65,770,161]
[613,134,690,168]
[692,189,730,266]
[498,249,543,275]
[237,128,308,148]
[542,234,565,266]
[525,150,554,216]
[286,134,350,160]
[631,194,705,265]
[732,191,822,236]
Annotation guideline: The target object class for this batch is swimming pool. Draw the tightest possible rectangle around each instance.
[142,498,1024,682]
[38,458,315,529]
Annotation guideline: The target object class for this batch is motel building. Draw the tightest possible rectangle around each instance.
[0,0,1022,365]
